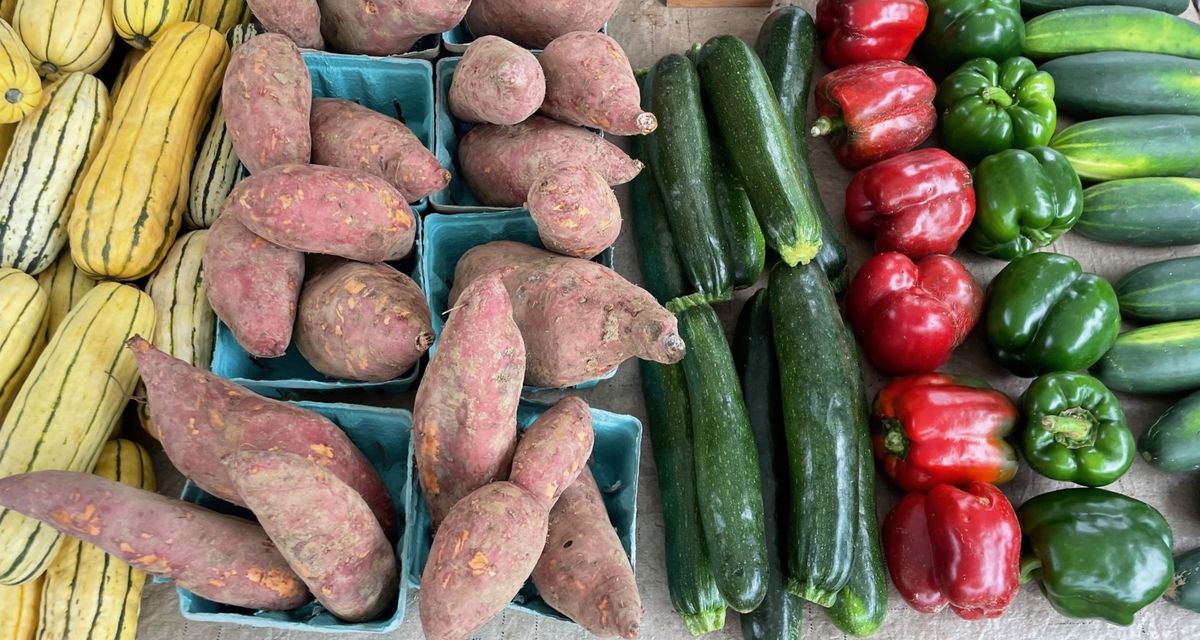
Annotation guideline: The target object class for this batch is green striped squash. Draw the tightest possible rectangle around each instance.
[33,251,97,343]
[0,268,47,422]
[191,0,250,33]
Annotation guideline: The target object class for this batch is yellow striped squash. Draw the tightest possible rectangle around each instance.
[0,19,40,124]
[107,47,142,100]
[0,0,14,23]
[13,0,115,81]
[112,0,196,49]
[67,22,228,281]
[0,282,154,585]
[0,73,110,276]
[34,251,96,343]
[0,578,41,640]
[0,268,47,422]
[190,0,249,33]
[35,439,154,640]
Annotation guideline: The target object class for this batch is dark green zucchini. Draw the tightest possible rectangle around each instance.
[631,127,692,304]
[1138,390,1200,473]
[1042,53,1200,118]
[1021,0,1188,15]
[1167,548,1200,613]
[1050,116,1200,181]
[1092,319,1200,394]
[1076,178,1200,246]
[1024,6,1200,60]
[1116,256,1200,323]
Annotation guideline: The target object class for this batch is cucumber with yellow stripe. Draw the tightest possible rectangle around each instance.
[0,578,40,640]
[112,0,196,49]
[34,252,96,343]
[1050,116,1200,181]
[0,18,41,124]
[1024,6,1200,60]
[191,0,250,33]
[0,269,47,422]
[1093,320,1200,395]
[1115,257,1200,324]
[1041,53,1200,118]
[1075,178,1200,246]
[13,0,114,80]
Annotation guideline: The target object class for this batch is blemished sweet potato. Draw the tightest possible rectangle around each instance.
[527,165,621,259]
[457,115,642,207]
[532,469,642,639]
[318,0,470,55]
[0,471,310,611]
[246,0,324,49]
[224,164,416,263]
[203,214,304,358]
[450,241,686,387]
[413,275,525,526]
[310,98,449,203]
[465,0,621,49]
[508,397,595,504]
[226,450,397,622]
[295,260,433,382]
[449,36,545,126]
[222,34,312,174]
[540,32,656,136]
[129,337,397,538]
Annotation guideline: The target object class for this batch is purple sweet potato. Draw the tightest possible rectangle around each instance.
[448,36,545,126]
[457,115,642,207]
[413,275,525,526]
[450,241,686,387]
[508,397,594,504]
[465,0,622,49]
[224,164,416,263]
[527,165,621,259]
[540,32,656,136]
[246,0,325,49]
[222,33,312,174]
[295,260,433,382]
[318,0,470,55]
[532,469,642,639]
[226,451,397,622]
[310,98,450,203]
[0,471,310,611]
[203,214,304,358]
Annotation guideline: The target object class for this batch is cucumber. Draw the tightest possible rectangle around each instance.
[755,6,849,289]
[1139,390,1200,473]
[1050,116,1200,181]
[734,291,803,640]
[1076,178,1200,246]
[1024,6,1200,60]
[768,262,860,606]
[1116,257,1200,323]
[1021,0,1189,15]
[695,35,825,268]
[1092,319,1200,395]
[1167,548,1200,614]
[1042,53,1200,118]
[631,130,691,304]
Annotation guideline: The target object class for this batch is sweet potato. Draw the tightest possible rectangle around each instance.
[540,32,655,136]
[508,397,595,504]
[532,469,642,639]
[450,241,686,387]
[226,450,397,622]
[222,33,312,174]
[310,98,449,203]
[224,164,416,263]
[129,337,397,538]
[449,36,545,126]
[295,260,433,382]
[203,214,304,358]
[458,115,642,207]
[0,471,310,611]
[318,0,470,55]
[413,275,525,526]
[246,0,324,49]
[465,0,621,49]
[527,165,621,259]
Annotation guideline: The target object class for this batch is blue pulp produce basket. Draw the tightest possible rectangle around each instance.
[402,401,641,625]
[441,23,609,53]
[177,402,414,634]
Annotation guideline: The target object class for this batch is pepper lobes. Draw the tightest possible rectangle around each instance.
[1020,372,1135,487]
[968,147,1083,261]
[815,0,928,68]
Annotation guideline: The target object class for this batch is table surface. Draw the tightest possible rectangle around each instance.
[141,1,1200,638]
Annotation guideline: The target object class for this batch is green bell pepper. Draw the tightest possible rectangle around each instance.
[1019,488,1174,625]
[936,57,1057,165]
[985,252,1121,377]
[919,0,1025,76]
[1019,372,1135,487]
[968,147,1083,260]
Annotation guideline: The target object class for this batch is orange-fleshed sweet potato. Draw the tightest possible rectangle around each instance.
[532,469,642,639]
[0,471,310,611]
[222,34,312,175]
[540,32,656,136]
[226,450,397,622]
[310,98,449,204]
[527,165,621,260]
[318,0,470,55]
[295,260,433,382]
[450,241,686,387]
[509,397,595,504]
[246,0,324,49]
[129,337,397,538]
[458,115,642,207]
[465,0,621,49]
[449,36,545,126]
[203,214,304,358]
[413,275,525,526]
[224,164,416,263]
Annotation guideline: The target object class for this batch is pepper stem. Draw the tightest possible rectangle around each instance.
[881,419,910,459]
[810,116,844,138]
[1019,557,1042,584]
[982,86,1014,108]
[1041,407,1099,449]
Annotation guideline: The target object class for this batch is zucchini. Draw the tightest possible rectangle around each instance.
[768,262,860,606]
[1024,6,1200,60]
[755,6,849,289]
[711,141,766,289]
[1115,256,1200,323]
[1139,390,1200,473]
[1050,116,1200,181]
[1021,0,1189,14]
[1076,178,1200,246]
[1042,53,1200,118]
[1167,547,1200,613]
[695,35,825,268]
[1092,319,1200,395]
[631,131,690,304]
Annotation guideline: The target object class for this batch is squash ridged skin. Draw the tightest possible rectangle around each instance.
[14,0,115,81]
[191,0,250,33]
[0,268,48,423]
[0,577,41,640]
[112,0,196,49]
[0,18,41,123]
[34,251,97,344]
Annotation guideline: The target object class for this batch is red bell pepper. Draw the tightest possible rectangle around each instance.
[815,0,928,68]
[883,482,1022,620]
[845,149,976,258]
[845,253,983,374]
[871,373,1019,492]
[810,60,937,169]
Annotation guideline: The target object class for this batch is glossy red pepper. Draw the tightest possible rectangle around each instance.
[815,0,928,68]
[810,60,937,169]
[883,482,1022,620]
[845,149,975,258]
[872,373,1019,491]
[845,253,983,374]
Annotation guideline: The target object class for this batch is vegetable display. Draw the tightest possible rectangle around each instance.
[222,33,311,176]
[0,19,39,123]
[1075,178,1200,247]
[1138,390,1200,473]
[449,36,545,126]
[935,57,1056,165]
[1042,52,1200,117]
[0,268,46,420]
[527,165,622,260]
[814,0,928,67]
[967,146,1083,260]
[1023,6,1200,59]
[1093,319,1200,395]
[1050,115,1200,181]
[1168,548,1200,614]
[12,0,113,80]
[1019,372,1135,486]
[919,0,1025,74]
[465,0,620,49]
[245,0,323,49]
[540,32,656,136]
[1116,256,1200,323]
